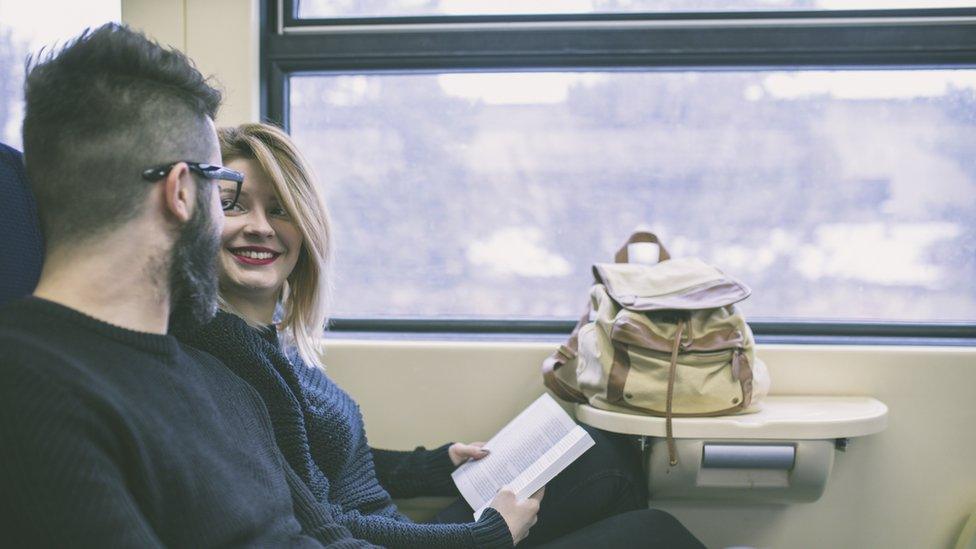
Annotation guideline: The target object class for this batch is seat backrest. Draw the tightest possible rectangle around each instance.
[0,143,44,306]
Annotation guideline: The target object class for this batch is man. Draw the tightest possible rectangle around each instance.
[0,23,373,547]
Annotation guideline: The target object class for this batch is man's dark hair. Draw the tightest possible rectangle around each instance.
[22,23,222,249]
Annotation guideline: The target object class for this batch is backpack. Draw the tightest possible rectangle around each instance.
[543,231,771,465]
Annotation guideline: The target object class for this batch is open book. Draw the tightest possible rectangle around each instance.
[451,393,595,520]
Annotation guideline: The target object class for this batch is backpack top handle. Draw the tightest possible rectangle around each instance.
[613,230,671,264]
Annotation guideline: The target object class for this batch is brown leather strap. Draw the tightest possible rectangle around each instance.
[542,306,590,403]
[665,319,685,467]
[606,339,631,403]
[613,231,672,264]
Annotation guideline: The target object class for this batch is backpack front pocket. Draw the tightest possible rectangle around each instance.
[617,345,744,415]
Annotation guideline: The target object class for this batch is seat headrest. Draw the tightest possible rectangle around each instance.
[0,143,44,307]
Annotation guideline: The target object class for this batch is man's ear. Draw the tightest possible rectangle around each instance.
[162,162,194,223]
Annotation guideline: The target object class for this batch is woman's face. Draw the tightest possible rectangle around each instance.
[218,158,303,302]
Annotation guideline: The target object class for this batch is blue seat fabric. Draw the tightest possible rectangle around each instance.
[0,143,43,306]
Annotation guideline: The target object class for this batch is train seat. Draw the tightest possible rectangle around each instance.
[0,143,44,307]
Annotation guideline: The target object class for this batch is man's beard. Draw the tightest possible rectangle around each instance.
[167,187,220,329]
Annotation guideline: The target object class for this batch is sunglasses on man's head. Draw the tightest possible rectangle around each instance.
[141,161,244,212]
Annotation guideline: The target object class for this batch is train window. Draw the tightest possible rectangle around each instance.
[289,69,976,324]
[295,1,975,19]
[0,0,120,149]
[266,2,976,337]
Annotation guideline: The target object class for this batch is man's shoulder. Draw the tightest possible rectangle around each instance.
[0,315,73,370]
[0,296,36,326]
[0,334,91,414]
[0,301,85,369]
[0,301,126,403]
[0,297,67,343]
[0,327,90,377]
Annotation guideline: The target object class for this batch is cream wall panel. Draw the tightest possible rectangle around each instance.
[121,0,184,52]
[324,341,976,549]
[121,0,259,126]
[324,341,551,449]
[183,0,259,126]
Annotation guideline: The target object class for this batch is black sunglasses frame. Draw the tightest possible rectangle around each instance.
[141,161,244,212]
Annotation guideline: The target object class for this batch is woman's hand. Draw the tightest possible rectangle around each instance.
[448,442,489,467]
[489,487,545,545]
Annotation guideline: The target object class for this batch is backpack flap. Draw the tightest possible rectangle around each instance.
[592,258,751,312]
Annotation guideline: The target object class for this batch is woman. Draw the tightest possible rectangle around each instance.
[174,123,703,548]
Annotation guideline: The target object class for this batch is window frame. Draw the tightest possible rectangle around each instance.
[262,0,976,344]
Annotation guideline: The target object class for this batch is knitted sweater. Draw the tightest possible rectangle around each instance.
[173,311,513,549]
[0,298,367,548]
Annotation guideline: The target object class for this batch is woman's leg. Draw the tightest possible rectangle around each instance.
[520,424,647,546]
[536,509,705,549]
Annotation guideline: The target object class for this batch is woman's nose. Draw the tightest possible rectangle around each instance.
[243,211,275,238]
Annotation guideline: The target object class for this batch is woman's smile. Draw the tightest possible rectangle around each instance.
[228,245,282,266]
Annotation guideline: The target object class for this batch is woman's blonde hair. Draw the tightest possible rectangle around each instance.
[217,123,333,370]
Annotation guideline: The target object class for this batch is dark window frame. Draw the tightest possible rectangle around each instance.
[262,0,976,344]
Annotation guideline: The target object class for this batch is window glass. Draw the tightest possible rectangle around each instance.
[290,69,976,323]
[296,0,973,19]
[0,0,120,150]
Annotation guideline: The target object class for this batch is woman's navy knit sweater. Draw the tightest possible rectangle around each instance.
[173,312,512,548]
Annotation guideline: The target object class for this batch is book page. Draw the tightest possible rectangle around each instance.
[451,394,595,520]
[472,425,594,520]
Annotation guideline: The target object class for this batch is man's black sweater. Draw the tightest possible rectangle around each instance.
[0,297,372,547]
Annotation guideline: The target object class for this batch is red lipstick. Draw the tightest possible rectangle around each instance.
[229,246,281,266]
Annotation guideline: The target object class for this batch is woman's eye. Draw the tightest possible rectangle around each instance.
[221,198,244,213]
[270,207,290,218]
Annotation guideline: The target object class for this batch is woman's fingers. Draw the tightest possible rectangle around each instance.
[460,443,490,460]
[449,442,491,466]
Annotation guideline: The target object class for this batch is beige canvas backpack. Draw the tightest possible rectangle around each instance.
[543,231,770,465]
